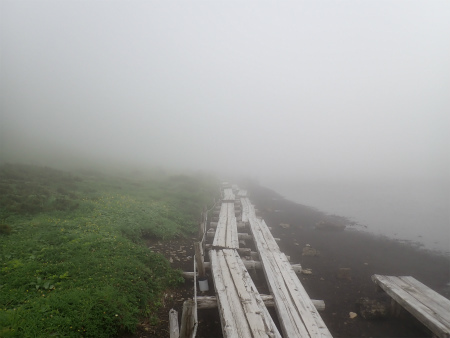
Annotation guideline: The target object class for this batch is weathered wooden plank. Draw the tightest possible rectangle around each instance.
[244,197,332,338]
[372,275,450,338]
[210,249,282,338]
[223,188,235,201]
[238,190,248,197]
[179,300,196,338]
[210,250,244,338]
[224,249,281,338]
[212,203,239,249]
[169,309,180,338]
[401,276,450,315]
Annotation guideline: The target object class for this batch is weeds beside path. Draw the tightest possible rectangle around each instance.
[0,164,218,338]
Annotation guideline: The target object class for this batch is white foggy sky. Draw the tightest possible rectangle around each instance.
[1,1,449,182]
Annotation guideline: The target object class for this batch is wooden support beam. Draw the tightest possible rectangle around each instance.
[196,295,325,312]
[205,244,250,255]
[169,309,180,338]
[182,262,301,278]
[250,251,259,260]
[179,300,196,338]
[238,233,252,240]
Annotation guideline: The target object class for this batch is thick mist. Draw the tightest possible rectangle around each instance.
[1,2,449,250]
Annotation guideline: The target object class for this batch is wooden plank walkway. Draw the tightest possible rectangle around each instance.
[210,249,282,338]
[212,202,239,249]
[223,188,235,202]
[243,197,332,338]
[372,275,450,338]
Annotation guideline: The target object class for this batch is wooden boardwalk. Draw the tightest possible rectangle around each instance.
[243,197,332,338]
[206,188,331,338]
[372,275,450,338]
[210,191,281,337]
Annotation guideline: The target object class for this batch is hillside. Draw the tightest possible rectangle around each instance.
[0,164,218,338]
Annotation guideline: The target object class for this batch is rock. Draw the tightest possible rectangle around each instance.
[302,246,319,257]
[356,297,389,320]
[337,268,351,280]
[349,312,358,319]
[279,223,290,229]
[315,221,346,231]
[302,268,312,275]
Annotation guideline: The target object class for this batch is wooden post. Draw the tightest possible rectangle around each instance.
[198,221,203,241]
[179,299,195,338]
[194,242,205,278]
[169,309,180,338]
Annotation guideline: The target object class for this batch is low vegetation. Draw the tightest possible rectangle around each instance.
[0,164,218,337]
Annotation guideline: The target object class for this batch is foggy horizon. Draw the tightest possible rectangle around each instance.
[1,1,449,184]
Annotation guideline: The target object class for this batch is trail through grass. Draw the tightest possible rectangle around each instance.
[0,164,218,337]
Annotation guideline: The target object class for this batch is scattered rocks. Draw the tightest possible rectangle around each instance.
[302,246,320,257]
[349,312,358,319]
[356,297,389,319]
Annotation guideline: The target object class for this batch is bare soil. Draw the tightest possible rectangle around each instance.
[129,184,450,338]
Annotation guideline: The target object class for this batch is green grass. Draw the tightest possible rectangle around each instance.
[0,164,219,337]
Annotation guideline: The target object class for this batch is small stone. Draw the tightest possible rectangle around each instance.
[302,246,319,256]
[349,312,358,319]
[302,268,313,275]
[294,243,299,246]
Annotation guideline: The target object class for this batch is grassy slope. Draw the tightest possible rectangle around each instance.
[0,164,218,338]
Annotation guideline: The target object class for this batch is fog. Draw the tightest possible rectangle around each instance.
[1,1,449,250]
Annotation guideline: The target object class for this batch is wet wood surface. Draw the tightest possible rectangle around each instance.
[372,274,450,338]
[243,197,332,338]
[210,248,281,338]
